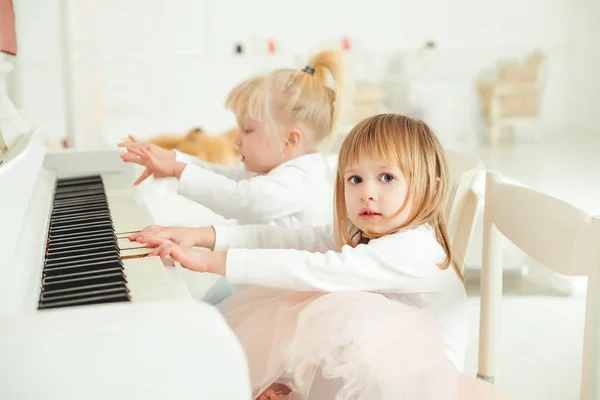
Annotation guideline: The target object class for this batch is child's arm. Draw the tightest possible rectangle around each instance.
[212,224,335,253]
[152,229,445,294]
[222,230,445,294]
[133,224,335,253]
[173,150,254,182]
[175,163,312,221]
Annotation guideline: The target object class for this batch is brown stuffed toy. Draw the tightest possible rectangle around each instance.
[150,127,239,165]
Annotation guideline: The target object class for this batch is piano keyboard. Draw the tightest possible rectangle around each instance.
[39,174,169,310]
[40,175,130,309]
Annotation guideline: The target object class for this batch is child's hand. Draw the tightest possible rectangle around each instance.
[130,225,216,249]
[118,135,183,185]
[125,145,186,185]
[118,135,176,161]
[145,238,227,275]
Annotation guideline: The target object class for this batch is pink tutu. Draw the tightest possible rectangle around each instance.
[218,288,510,400]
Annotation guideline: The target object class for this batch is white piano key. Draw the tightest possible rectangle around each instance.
[107,200,150,234]
[120,247,153,259]
[123,257,179,302]
[117,237,147,250]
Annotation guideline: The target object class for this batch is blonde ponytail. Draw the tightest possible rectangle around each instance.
[307,50,345,137]
[225,49,345,150]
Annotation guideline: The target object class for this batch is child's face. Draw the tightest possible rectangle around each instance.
[344,156,412,235]
[234,118,284,173]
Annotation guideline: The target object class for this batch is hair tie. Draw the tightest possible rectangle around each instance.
[301,65,315,76]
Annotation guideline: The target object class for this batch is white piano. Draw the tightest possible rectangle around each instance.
[0,86,251,399]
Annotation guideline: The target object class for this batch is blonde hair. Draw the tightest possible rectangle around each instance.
[224,50,344,150]
[333,114,463,280]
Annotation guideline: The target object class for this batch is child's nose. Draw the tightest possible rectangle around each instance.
[233,132,242,146]
[360,183,377,201]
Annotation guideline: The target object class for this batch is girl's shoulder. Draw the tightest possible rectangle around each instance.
[369,225,444,258]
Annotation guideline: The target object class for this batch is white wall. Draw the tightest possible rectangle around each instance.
[567,0,600,133]
[10,0,599,149]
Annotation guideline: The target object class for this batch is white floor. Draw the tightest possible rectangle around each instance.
[142,128,600,400]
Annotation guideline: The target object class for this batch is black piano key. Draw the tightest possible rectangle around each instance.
[45,254,121,270]
[41,281,128,299]
[52,201,109,213]
[38,293,130,310]
[49,223,114,238]
[48,229,116,242]
[53,190,106,199]
[40,283,129,303]
[45,249,120,266]
[52,199,109,208]
[43,261,124,282]
[56,175,102,185]
[54,183,105,193]
[54,192,107,203]
[51,218,113,231]
[45,253,120,270]
[47,242,117,258]
[51,211,112,224]
[50,219,114,232]
[42,270,126,292]
[52,197,108,211]
[52,199,110,217]
[43,263,122,279]
[47,237,117,253]
[43,261,127,280]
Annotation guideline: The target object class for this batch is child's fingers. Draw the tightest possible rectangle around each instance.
[128,134,140,143]
[129,228,155,241]
[140,225,163,234]
[134,168,152,186]
[136,235,170,246]
[120,152,141,163]
[159,243,180,259]
[148,246,163,257]
[133,225,164,241]
[140,147,157,164]
[126,146,147,158]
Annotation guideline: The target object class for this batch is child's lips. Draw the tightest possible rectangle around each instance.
[359,212,382,220]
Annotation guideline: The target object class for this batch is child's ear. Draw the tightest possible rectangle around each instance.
[285,129,302,148]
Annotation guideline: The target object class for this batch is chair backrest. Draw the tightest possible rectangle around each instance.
[445,151,484,271]
[478,171,600,399]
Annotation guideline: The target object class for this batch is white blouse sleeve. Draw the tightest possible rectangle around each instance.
[225,229,447,294]
[174,150,253,181]
[176,162,310,221]
[213,224,335,253]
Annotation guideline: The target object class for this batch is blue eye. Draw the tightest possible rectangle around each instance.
[348,176,362,184]
[379,173,394,183]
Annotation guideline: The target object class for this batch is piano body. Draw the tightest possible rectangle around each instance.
[0,94,251,398]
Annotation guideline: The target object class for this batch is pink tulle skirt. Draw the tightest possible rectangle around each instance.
[218,288,510,400]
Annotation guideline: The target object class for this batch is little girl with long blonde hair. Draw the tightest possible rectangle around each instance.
[137,114,509,399]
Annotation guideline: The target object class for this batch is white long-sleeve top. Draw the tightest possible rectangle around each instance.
[174,151,334,227]
[213,224,470,371]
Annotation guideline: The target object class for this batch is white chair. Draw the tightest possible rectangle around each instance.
[445,150,484,274]
[477,171,600,399]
